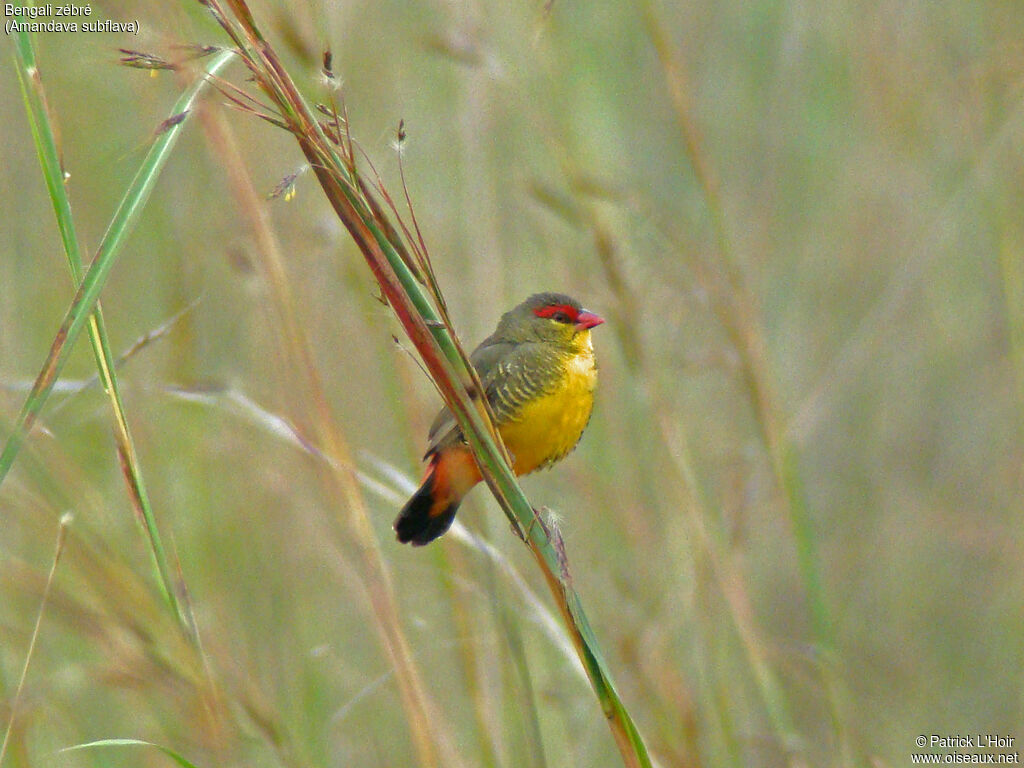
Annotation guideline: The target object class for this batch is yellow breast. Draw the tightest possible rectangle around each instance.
[498,336,598,476]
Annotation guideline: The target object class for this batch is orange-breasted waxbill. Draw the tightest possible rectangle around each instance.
[395,292,605,545]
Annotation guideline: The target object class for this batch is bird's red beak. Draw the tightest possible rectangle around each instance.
[575,310,604,331]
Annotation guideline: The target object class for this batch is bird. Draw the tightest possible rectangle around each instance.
[395,292,605,546]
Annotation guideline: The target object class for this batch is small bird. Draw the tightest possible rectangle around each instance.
[395,292,605,545]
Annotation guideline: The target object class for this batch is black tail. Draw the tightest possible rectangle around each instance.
[394,473,460,546]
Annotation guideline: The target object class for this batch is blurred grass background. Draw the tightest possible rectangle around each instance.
[2,0,1023,766]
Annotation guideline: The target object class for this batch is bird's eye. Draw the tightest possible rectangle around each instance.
[551,311,571,323]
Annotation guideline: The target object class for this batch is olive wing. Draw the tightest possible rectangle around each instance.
[424,341,562,456]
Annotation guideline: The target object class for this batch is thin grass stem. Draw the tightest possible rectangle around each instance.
[0,513,71,767]
[202,2,653,763]
[7,24,233,632]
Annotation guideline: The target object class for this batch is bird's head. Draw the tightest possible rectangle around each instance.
[495,293,605,347]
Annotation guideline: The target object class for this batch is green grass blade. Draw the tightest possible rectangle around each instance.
[62,739,202,768]
[9,14,216,632]
[321,175,651,762]
[11,23,78,276]
[335,106,657,768]
[205,5,652,763]
[354,207,653,766]
[0,47,234,485]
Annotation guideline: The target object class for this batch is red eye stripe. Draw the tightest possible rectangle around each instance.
[532,304,579,322]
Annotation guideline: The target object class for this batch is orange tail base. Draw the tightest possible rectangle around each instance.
[394,449,481,546]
